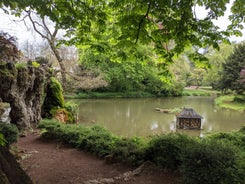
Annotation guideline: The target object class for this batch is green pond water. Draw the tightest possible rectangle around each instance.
[74,96,245,137]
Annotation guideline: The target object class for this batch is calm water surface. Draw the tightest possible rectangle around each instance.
[74,97,245,137]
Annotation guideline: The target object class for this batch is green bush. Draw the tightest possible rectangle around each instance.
[38,120,117,157]
[111,137,146,166]
[76,125,117,157]
[145,134,195,170]
[234,95,245,103]
[180,140,240,184]
[0,122,19,146]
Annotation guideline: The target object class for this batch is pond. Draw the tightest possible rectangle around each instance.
[74,97,245,137]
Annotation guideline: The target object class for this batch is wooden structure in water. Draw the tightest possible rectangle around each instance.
[176,108,202,129]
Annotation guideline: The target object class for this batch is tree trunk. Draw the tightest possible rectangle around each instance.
[49,40,67,88]
[0,146,32,184]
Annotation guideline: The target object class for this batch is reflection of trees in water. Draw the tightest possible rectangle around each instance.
[76,97,244,137]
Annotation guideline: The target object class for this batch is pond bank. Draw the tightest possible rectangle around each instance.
[215,95,245,111]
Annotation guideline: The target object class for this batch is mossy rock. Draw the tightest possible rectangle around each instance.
[51,108,75,124]
[42,77,65,118]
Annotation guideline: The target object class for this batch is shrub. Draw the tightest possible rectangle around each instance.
[76,125,117,157]
[180,140,240,184]
[145,134,195,170]
[0,122,19,146]
[234,95,245,103]
[111,137,146,166]
[38,120,117,157]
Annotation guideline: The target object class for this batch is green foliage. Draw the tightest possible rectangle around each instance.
[38,120,245,183]
[215,95,245,111]
[182,89,215,96]
[39,120,117,157]
[145,134,195,170]
[42,77,65,118]
[203,43,234,88]
[0,122,19,146]
[31,61,40,68]
[180,140,240,184]
[15,62,27,68]
[234,95,245,103]
[76,125,117,157]
[74,91,155,99]
[0,133,6,146]
[218,43,245,94]
[64,101,78,123]
[111,137,146,166]
[79,43,183,96]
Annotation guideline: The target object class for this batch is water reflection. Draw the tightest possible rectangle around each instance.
[75,97,245,137]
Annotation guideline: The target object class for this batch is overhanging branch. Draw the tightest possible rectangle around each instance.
[135,1,151,44]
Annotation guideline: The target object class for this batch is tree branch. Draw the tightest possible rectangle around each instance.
[135,1,151,44]
[41,17,52,37]
[26,10,49,40]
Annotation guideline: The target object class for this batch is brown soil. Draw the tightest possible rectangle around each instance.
[15,131,180,184]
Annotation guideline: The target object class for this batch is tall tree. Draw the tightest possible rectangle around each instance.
[219,43,245,94]
[22,10,67,86]
[202,43,235,87]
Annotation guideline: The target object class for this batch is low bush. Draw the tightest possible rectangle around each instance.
[180,140,240,184]
[145,134,195,170]
[0,122,19,146]
[75,125,117,157]
[111,137,146,166]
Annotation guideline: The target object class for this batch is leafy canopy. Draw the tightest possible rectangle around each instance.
[218,43,245,94]
[1,0,245,62]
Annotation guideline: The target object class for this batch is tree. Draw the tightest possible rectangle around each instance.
[219,43,245,94]
[23,10,68,86]
[1,0,244,59]
[1,0,245,92]
[203,43,235,88]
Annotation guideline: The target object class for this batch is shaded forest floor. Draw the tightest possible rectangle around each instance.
[15,131,180,184]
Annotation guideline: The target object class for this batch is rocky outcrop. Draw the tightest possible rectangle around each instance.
[0,63,49,129]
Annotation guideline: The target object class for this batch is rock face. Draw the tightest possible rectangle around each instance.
[0,63,48,129]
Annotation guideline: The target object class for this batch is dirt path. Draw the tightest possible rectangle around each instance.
[16,131,180,184]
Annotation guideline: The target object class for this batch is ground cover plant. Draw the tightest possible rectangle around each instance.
[38,119,245,183]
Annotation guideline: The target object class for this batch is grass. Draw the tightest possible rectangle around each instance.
[65,91,155,99]
[215,95,245,111]
[183,86,220,96]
